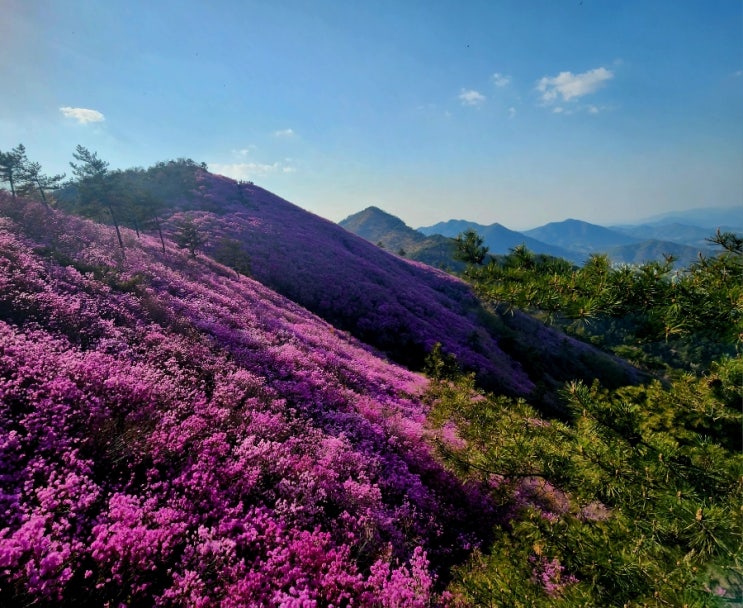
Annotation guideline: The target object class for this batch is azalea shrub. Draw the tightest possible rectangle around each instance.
[0,193,493,606]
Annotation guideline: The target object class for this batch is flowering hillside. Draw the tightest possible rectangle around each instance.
[0,193,492,605]
[171,173,536,395]
[162,172,639,399]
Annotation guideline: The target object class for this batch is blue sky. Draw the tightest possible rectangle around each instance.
[2,0,741,229]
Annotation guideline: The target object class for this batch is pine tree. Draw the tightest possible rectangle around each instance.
[454,228,489,265]
[174,216,204,258]
[0,144,28,199]
[69,145,126,256]
[18,161,66,206]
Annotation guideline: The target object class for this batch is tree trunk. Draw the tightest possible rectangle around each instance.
[107,204,126,258]
[34,177,48,207]
[154,215,166,253]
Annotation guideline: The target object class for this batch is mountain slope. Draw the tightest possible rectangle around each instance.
[418,219,578,262]
[174,177,532,396]
[0,192,494,605]
[170,173,644,401]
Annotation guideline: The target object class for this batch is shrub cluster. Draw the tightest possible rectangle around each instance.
[0,194,490,606]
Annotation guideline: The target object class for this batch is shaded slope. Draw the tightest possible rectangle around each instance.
[0,193,491,605]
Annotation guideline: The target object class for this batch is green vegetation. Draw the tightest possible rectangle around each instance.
[0,143,66,204]
[463,234,741,372]
[427,362,741,606]
[173,215,205,258]
[454,227,490,265]
[425,230,742,606]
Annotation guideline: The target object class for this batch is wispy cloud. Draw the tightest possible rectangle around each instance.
[273,128,295,137]
[459,89,486,107]
[209,161,295,180]
[232,146,257,156]
[536,67,613,103]
[492,72,511,87]
[549,103,609,116]
[508,107,517,119]
[59,106,105,124]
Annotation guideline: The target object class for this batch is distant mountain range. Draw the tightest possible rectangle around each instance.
[630,206,743,229]
[418,219,578,262]
[523,219,638,255]
[340,206,743,268]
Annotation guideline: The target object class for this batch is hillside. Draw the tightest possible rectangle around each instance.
[339,206,463,271]
[0,191,496,605]
[0,172,642,605]
[418,219,578,263]
[131,170,640,403]
[3,168,735,606]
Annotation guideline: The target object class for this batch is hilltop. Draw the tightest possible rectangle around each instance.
[339,206,462,271]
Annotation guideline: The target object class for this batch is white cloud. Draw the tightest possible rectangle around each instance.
[59,106,105,124]
[492,72,511,87]
[232,146,256,157]
[273,128,295,137]
[536,67,613,103]
[209,161,295,180]
[508,107,517,119]
[459,89,486,106]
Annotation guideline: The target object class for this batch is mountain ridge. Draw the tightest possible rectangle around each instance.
[345,208,736,267]
[417,218,579,262]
